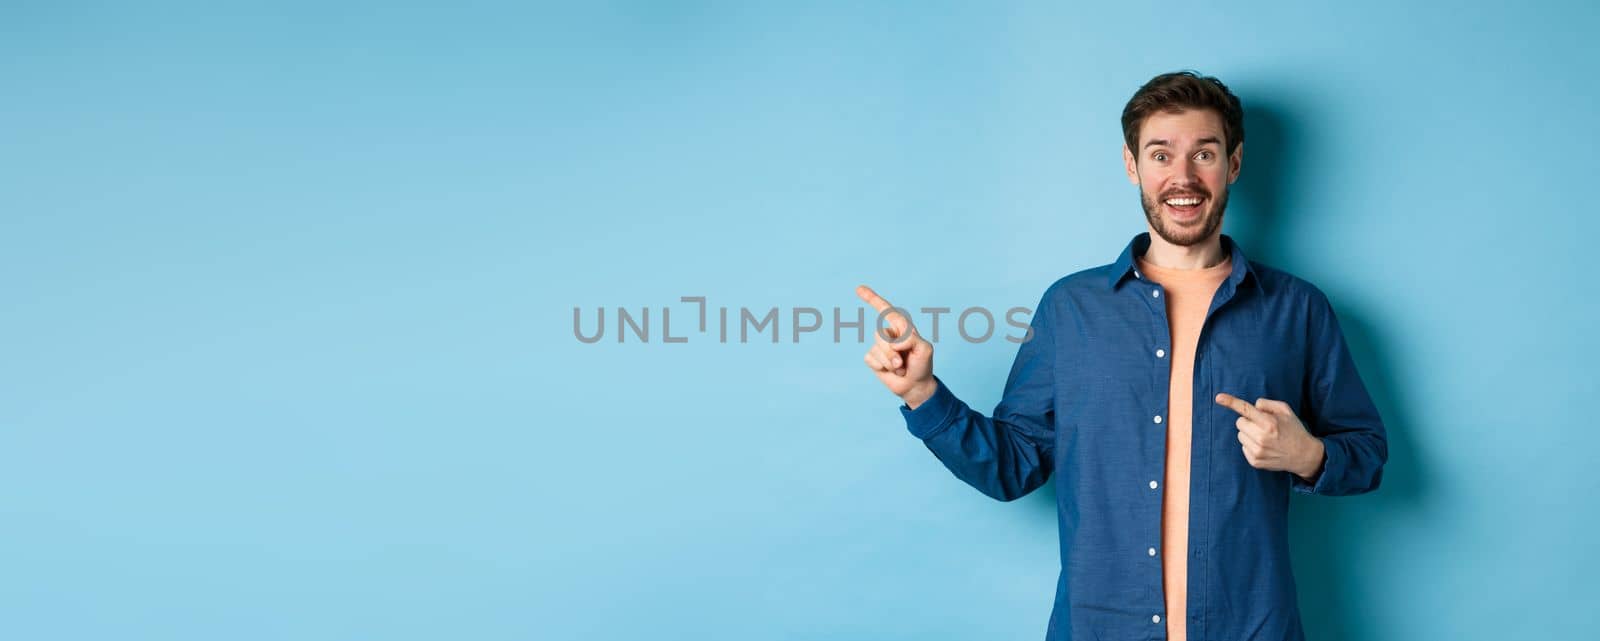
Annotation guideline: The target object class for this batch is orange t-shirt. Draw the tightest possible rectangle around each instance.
[1134,253,1232,641]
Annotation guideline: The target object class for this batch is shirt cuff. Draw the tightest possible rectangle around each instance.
[899,375,960,440]
[1292,437,1342,495]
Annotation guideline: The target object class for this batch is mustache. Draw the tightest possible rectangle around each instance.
[1159,186,1211,200]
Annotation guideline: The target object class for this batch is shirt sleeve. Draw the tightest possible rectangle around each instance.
[899,286,1057,502]
[1291,288,1389,496]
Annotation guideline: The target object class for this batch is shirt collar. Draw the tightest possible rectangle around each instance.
[1107,231,1265,295]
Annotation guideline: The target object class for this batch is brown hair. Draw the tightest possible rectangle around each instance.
[1121,70,1244,156]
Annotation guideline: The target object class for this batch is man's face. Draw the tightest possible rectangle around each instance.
[1122,108,1242,247]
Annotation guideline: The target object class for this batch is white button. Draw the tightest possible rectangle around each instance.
[1153,615,1161,624]
[1148,547,1157,556]
[1152,289,1161,298]
[1150,480,1159,489]
[1156,348,1166,358]
[1153,415,1163,424]
[1135,271,1142,279]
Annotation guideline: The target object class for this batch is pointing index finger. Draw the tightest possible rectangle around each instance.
[857,284,913,338]
[855,284,892,313]
[1215,392,1266,423]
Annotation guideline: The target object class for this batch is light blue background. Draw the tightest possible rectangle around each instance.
[3,2,1596,640]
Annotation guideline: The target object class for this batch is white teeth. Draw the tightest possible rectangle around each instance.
[1164,197,1202,206]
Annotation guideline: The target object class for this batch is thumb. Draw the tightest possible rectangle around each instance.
[1254,397,1293,416]
[876,313,920,345]
[906,330,932,355]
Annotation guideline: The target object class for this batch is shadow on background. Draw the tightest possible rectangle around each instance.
[1017,98,1433,641]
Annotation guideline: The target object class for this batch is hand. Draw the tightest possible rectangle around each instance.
[856,284,937,408]
[1214,392,1326,481]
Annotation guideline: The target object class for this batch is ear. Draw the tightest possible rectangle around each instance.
[1123,144,1139,185]
[1227,143,1244,184]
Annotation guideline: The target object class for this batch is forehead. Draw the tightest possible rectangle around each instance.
[1138,109,1224,146]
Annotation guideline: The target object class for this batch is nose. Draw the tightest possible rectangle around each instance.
[1177,156,1198,180]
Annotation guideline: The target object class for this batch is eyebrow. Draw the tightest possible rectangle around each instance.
[1143,136,1223,149]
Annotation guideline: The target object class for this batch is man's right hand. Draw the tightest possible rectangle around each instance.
[856,284,938,409]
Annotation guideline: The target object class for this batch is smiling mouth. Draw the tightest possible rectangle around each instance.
[1162,195,1206,219]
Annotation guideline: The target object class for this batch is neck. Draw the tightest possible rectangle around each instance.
[1139,225,1227,269]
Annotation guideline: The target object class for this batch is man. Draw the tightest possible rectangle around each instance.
[856,71,1387,641]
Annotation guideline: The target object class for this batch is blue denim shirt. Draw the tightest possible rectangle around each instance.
[900,232,1387,641]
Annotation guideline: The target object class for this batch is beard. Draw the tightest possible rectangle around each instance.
[1140,183,1228,247]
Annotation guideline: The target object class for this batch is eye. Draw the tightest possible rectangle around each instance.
[1195,150,1214,161]
[1152,152,1168,162]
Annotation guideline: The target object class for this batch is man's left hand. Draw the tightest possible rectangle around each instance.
[1214,392,1325,481]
